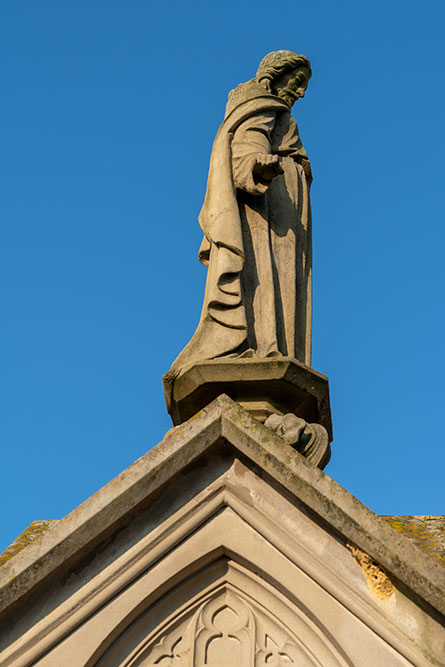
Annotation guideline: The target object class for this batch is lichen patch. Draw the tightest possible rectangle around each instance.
[0,520,58,567]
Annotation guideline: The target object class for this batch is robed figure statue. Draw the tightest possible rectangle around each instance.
[165,50,313,387]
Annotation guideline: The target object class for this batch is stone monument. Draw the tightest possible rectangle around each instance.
[1,52,443,667]
[163,50,331,467]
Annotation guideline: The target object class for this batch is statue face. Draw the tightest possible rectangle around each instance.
[273,66,310,107]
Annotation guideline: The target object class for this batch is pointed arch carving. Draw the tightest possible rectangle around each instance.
[145,588,310,666]
[93,558,351,667]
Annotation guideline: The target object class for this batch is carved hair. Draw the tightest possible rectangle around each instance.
[256,50,312,91]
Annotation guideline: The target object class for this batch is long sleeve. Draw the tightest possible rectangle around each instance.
[231,110,276,195]
[274,114,312,185]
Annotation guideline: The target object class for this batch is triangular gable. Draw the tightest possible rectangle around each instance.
[0,396,443,666]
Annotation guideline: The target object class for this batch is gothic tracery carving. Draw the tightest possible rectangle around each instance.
[138,588,309,666]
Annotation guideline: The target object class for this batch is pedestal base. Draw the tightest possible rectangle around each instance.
[163,357,333,441]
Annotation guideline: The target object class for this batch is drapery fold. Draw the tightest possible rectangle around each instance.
[164,83,312,406]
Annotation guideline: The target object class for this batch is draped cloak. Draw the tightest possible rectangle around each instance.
[165,80,313,392]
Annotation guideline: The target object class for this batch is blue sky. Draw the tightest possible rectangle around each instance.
[1,0,444,553]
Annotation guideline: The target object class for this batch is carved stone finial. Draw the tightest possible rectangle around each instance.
[264,413,331,470]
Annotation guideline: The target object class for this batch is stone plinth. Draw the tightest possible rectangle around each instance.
[163,357,333,440]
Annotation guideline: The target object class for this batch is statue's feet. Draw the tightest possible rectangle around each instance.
[216,348,284,360]
[238,348,256,358]
[237,349,283,359]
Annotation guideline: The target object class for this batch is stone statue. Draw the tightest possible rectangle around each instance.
[163,51,331,462]
[166,50,313,385]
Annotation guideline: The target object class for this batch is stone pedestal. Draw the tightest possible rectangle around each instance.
[163,357,333,441]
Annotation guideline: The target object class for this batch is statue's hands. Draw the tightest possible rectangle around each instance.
[253,154,284,183]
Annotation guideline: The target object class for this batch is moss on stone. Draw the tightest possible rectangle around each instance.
[0,520,58,567]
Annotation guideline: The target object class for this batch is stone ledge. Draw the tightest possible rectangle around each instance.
[165,357,333,440]
[1,395,442,620]
[0,521,58,567]
[382,516,445,567]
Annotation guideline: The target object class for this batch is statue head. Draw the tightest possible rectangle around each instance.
[256,50,312,107]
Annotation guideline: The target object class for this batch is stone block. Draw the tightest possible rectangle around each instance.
[164,357,333,440]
